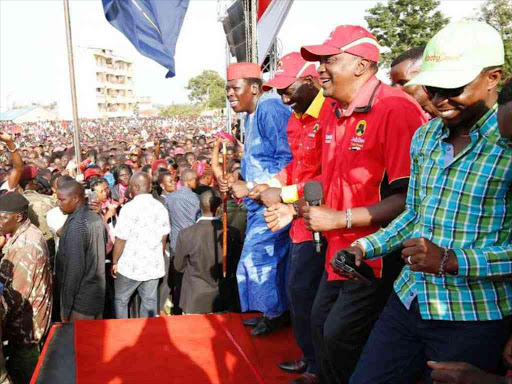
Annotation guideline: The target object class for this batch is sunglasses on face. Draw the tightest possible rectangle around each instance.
[423,85,465,99]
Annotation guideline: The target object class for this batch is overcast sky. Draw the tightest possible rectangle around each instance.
[0,0,484,108]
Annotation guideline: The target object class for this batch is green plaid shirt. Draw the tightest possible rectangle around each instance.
[359,104,512,321]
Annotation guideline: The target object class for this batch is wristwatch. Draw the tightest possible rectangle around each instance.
[246,181,255,191]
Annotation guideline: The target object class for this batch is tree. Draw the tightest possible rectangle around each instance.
[365,0,449,67]
[477,0,512,80]
[159,104,201,117]
[185,70,226,109]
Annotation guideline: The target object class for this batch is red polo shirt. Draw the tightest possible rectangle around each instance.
[274,91,334,243]
[320,76,427,281]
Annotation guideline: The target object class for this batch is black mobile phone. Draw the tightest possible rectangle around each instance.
[333,250,375,284]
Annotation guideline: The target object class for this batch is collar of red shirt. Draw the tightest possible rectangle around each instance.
[338,75,382,118]
[294,90,326,120]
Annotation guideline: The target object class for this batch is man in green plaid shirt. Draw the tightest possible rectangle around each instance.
[342,21,512,384]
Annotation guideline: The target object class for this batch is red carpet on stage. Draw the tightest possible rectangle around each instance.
[74,313,301,384]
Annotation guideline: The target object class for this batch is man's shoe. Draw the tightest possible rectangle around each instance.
[278,359,307,374]
[251,316,284,336]
[291,373,319,384]
[243,316,263,327]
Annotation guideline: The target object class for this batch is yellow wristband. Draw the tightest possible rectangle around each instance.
[281,185,299,204]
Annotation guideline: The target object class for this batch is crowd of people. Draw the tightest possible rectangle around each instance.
[0,19,511,384]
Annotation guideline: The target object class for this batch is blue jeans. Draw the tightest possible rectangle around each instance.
[349,291,512,384]
[114,273,159,319]
[287,241,324,374]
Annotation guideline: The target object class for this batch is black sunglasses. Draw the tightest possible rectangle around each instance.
[423,85,465,99]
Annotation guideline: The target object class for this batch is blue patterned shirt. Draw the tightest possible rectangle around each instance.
[359,104,512,321]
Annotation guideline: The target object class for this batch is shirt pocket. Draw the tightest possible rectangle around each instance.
[302,137,320,167]
[342,148,380,187]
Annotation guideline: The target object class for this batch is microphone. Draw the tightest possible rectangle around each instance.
[304,181,323,255]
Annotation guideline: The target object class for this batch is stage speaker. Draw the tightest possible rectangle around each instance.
[222,0,247,63]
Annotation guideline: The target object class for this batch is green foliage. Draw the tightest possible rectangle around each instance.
[477,0,512,80]
[365,0,449,67]
[185,70,226,109]
[159,104,201,117]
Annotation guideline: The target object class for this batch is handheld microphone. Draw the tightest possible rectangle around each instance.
[304,181,323,255]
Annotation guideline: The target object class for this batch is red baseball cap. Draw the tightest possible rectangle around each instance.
[301,25,380,63]
[227,62,262,81]
[84,168,102,181]
[262,52,318,91]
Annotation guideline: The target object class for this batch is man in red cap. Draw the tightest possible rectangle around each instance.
[222,62,293,336]
[264,25,427,383]
[248,52,333,383]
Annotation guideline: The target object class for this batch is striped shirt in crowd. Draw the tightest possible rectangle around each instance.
[359,104,512,321]
[165,186,200,251]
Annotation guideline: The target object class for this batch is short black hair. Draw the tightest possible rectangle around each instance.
[113,164,133,183]
[391,46,426,68]
[499,78,512,105]
[244,77,263,88]
[157,170,173,185]
[90,178,108,191]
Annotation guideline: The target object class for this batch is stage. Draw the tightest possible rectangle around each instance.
[30,313,301,384]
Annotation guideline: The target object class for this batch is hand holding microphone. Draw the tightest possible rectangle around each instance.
[303,181,348,254]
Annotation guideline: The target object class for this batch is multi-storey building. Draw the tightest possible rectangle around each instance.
[59,46,148,119]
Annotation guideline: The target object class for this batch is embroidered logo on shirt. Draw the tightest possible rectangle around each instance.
[312,123,320,133]
[349,136,365,151]
[355,120,367,136]
[325,134,333,143]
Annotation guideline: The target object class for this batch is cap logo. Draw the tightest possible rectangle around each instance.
[425,53,463,62]
[277,60,284,70]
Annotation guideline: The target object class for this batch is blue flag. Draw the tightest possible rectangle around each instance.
[102,0,190,78]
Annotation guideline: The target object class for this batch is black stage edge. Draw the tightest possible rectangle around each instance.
[32,323,76,384]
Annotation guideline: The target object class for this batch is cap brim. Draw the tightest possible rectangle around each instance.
[406,68,482,89]
[262,75,296,91]
[301,45,340,62]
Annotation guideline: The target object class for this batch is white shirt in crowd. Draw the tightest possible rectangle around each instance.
[115,193,170,281]
[47,206,68,251]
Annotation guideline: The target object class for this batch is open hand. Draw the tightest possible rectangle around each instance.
[264,203,294,232]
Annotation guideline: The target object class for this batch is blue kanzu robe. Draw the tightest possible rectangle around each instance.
[238,94,292,317]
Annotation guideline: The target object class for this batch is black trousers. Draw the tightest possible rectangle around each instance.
[311,252,402,384]
[287,241,324,374]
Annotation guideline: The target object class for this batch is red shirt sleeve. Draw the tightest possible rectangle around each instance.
[380,104,427,183]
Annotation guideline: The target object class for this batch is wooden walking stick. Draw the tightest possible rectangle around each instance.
[222,141,228,278]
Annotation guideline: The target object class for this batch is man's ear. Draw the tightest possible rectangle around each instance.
[354,58,373,77]
[251,83,260,95]
[486,68,502,91]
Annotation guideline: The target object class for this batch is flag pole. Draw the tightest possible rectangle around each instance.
[63,0,82,173]
[222,141,228,278]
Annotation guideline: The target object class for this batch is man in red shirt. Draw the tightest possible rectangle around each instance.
[249,52,334,383]
[265,26,427,384]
